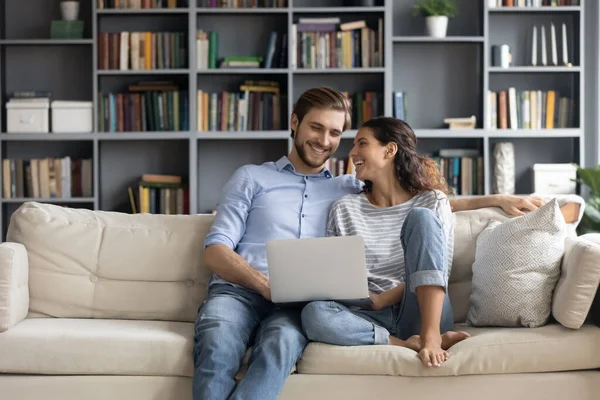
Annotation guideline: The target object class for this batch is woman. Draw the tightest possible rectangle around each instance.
[301,116,470,368]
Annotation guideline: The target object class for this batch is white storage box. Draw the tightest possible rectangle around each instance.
[533,163,577,195]
[51,101,93,133]
[6,100,50,133]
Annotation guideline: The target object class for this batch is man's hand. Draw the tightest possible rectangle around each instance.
[496,194,545,216]
[259,283,272,302]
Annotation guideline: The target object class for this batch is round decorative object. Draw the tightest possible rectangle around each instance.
[425,16,449,38]
[60,1,80,21]
[493,142,515,195]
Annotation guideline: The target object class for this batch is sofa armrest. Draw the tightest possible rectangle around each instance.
[552,234,600,329]
[0,242,29,332]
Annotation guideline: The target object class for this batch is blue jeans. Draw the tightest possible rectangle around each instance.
[193,283,307,400]
[301,207,454,345]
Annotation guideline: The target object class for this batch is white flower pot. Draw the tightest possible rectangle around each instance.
[425,16,449,38]
[60,1,80,21]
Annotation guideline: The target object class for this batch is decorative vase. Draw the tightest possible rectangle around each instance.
[425,16,449,38]
[493,142,515,195]
[60,1,80,21]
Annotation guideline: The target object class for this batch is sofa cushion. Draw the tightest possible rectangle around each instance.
[297,323,600,376]
[6,202,214,322]
[467,199,567,328]
[552,234,600,329]
[0,318,194,376]
[0,243,29,332]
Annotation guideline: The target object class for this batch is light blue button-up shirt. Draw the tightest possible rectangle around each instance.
[204,156,363,285]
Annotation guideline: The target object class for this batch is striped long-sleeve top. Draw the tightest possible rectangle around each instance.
[326,190,454,293]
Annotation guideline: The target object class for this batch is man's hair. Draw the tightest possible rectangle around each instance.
[290,87,352,138]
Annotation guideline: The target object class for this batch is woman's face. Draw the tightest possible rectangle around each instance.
[349,127,395,182]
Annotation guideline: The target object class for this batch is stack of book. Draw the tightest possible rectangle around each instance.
[98,31,188,71]
[489,0,579,7]
[487,88,575,129]
[324,158,355,177]
[291,18,383,69]
[131,174,189,214]
[196,30,286,69]
[97,0,183,8]
[198,0,287,7]
[431,149,484,196]
[197,80,281,132]
[98,81,189,132]
[343,91,383,128]
[2,157,93,199]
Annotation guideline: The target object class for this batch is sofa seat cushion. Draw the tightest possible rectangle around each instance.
[297,323,600,376]
[0,318,194,377]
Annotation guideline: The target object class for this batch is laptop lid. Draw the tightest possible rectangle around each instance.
[266,235,369,304]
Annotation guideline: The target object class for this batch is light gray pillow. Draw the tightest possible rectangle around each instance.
[467,198,567,328]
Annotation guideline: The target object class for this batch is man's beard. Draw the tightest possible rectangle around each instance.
[294,136,331,169]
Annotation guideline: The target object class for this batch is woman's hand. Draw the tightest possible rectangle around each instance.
[496,194,545,216]
[369,292,386,311]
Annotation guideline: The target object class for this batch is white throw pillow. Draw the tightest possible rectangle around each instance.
[468,199,567,328]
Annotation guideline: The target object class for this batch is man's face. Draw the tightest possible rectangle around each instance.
[291,108,345,169]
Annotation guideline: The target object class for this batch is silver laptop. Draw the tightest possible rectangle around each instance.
[265,235,372,307]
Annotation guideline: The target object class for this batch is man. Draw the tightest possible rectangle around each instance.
[192,87,542,400]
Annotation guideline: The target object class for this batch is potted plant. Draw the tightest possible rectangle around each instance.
[413,0,457,38]
[60,0,79,21]
[574,164,600,234]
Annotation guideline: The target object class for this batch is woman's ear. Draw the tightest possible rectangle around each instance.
[386,143,398,158]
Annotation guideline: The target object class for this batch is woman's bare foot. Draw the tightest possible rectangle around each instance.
[441,331,470,350]
[418,333,448,368]
[389,335,421,352]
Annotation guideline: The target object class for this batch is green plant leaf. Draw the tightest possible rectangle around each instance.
[413,0,457,18]
[576,165,600,195]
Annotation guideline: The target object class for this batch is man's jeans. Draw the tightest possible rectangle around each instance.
[301,207,454,345]
[193,283,307,400]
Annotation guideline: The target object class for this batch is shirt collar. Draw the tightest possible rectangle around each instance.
[275,156,333,178]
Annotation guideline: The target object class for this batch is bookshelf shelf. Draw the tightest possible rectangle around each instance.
[293,68,385,74]
[488,66,581,73]
[487,129,582,138]
[98,132,191,140]
[1,198,95,204]
[197,8,289,14]
[97,8,191,14]
[197,131,290,140]
[97,69,191,75]
[416,129,486,139]
[292,7,385,13]
[488,6,581,13]
[0,134,94,141]
[0,39,94,45]
[393,36,484,43]
[197,68,289,74]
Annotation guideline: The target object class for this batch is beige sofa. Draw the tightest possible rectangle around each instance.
[0,200,599,400]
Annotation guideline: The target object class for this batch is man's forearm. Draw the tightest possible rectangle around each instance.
[203,244,269,297]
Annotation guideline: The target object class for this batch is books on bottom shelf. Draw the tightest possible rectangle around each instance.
[197,80,281,132]
[489,0,579,7]
[131,174,189,214]
[431,149,484,196]
[487,88,575,130]
[198,0,287,7]
[98,0,181,8]
[98,81,189,132]
[2,157,93,200]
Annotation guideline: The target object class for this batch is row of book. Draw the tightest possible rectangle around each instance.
[292,18,383,69]
[98,81,189,132]
[431,150,485,196]
[197,81,281,131]
[344,91,383,129]
[489,0,579,6]
[2,158,93,200]
[198,0,286,7]
[324,158,356,178]
[130,174,189,215]
[98,0,182,7]
[487,88,575,130]
[196,30,287,69]
[98,31,188,71]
